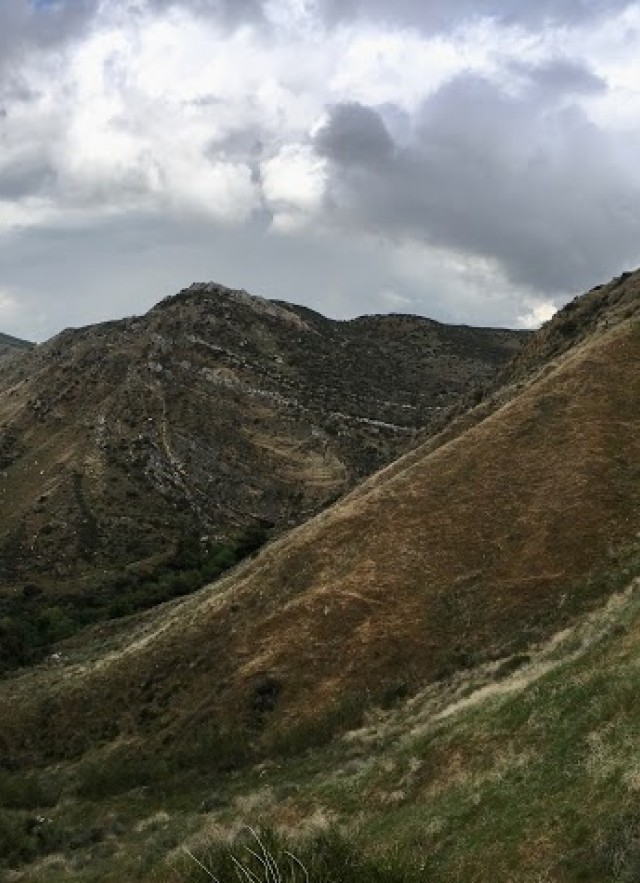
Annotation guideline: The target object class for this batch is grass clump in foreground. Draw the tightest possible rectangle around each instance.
[168,827,421,883]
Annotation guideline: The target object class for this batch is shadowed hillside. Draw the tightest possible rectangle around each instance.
[0,331,32,366]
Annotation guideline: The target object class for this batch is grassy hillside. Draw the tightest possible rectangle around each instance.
[2,567,640,881]
[2,311,637,761]
[0,275,638,881]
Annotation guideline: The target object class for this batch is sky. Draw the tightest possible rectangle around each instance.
[1,1,640,340]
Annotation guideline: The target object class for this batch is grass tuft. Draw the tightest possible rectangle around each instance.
[169,826,421,883]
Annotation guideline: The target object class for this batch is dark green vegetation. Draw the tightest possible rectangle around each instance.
[0,524,268,673]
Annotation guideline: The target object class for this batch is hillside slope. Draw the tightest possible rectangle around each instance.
[1,272,637,768]
[0,273,639,882]
[0,331,32,367]
[0,284,525,669]
[0,284,523,591]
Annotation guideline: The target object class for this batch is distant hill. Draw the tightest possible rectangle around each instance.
[0,283,525,667]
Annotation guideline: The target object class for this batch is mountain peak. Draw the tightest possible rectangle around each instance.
[153,281,309,328]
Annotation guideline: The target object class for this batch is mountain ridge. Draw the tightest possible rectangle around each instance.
[0,282,526,670]
[0,331,33,368]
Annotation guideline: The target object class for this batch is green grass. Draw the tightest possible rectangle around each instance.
[166,827,423,883]
[5,574,640,882]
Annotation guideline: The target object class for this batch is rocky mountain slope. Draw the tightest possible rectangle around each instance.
[0,331,32,366]
[0,271,638,881]
[0,284,524,630]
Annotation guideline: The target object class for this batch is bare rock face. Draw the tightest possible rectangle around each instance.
[0,283,526,635]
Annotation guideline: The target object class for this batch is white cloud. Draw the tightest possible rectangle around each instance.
[261,144,327,230]
[166,158,259,222]
[516,299,558,329]
[0,197,56,233]
[389,239,564,326]
[0,284,47,339]
[0,287,18,319]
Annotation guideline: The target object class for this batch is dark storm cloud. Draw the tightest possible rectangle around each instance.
[512,58,608,97]
[0,0,98,64]
[149,0,265,26]
[0,158,55,199]
[316,68,640,293]
[316,0,637,31]
[314,102,395,167]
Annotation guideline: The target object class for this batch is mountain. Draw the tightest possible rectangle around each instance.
[0,282,525,668]
[0,271,637,882]
[0,331,32,365]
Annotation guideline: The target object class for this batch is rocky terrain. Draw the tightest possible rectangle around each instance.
[0,271,637,882]
[0,332,32,366]
[0,282,525,670]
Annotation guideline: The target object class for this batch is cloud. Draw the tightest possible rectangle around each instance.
[315,0,637,32]
[1,0,640,340]
[0,0,265,68]
[314,101,395,167]
[261,144,327,231]
[511,57,607,96]
[516,298,558,329]
[0,286,19,319]
[0,157,55,199]
[315,67,640,294]
[0,0,98,67]
[150,0,265,25]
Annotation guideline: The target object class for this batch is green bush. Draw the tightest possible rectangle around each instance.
[0,810,32,866]
[590,807,640,882]
[0,525,270,674]
[0,770,60,810]
[76,725,250,801]
[0,808,68,869]
[75,751,167,801]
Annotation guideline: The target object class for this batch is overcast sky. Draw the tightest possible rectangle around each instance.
[1,0,640,340]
